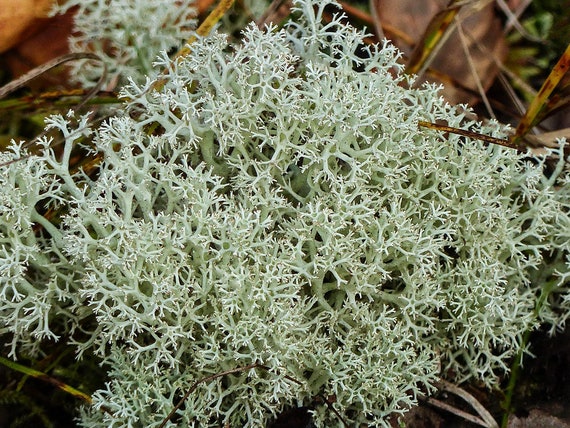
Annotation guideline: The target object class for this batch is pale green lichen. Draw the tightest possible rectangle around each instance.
[50,0,197,87]
[1,1,569,426]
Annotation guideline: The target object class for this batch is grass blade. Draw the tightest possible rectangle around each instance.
[512,42,570,145]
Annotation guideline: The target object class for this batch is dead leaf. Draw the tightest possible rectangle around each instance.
[371,0,508,105]
[1,2,76,94]
[0,0,55,53]
[3,10,74,85]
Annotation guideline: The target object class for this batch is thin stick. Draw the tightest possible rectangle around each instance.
[437,379,499,428]
[0,52,105,104]
[424,397,490,427]
[455,18,495,119]
[418,120,523,151]
[158,363,349,428]
[0,53,108,167]
[158,362,261,428]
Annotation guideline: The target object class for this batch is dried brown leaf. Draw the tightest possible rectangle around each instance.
[0,0,55,53]
[371,0,508,105]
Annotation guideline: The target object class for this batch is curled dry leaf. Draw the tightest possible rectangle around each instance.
[0,0,55,53]
[1,2,74,92]
[371,0,508,105]
[3,11,74,79]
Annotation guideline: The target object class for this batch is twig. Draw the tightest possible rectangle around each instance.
[158,362,261,428]
[426,379,499,428]
[418,120,523,151]
[158,362,349,428]
[0,52,105,109]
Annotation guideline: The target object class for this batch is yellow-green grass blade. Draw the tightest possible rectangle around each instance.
[512,42,570,146]
[0,355,92,405]
[406,2,462,75]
